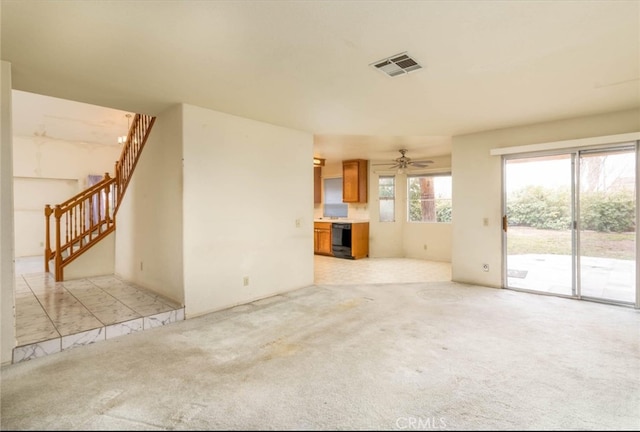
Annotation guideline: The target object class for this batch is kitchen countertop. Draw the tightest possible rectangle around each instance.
[314,219,369,224]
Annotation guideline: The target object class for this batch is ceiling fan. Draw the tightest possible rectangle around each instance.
[372,149,434,170]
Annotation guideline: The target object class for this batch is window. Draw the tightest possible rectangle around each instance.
[379,176,395,222]
[407,174,452,223]
[323,177,348,218]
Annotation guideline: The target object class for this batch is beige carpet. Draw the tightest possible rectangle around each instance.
[2,281,639,430]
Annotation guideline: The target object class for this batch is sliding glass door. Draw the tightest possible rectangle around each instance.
[504,143,637,306]
[578,147,636,304]
[504,154,574,296]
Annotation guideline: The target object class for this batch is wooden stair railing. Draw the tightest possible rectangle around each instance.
[44,174,116,280]
[44,113,156,281]
[114,114,156,213]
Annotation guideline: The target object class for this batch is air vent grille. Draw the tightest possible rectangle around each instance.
[371,52,423,77]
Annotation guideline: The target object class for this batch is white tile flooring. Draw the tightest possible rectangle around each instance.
[12,255,452,364]
[13,256,185,364]
[313,254,452,285]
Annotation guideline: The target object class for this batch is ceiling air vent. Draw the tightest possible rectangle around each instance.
[371,52,423,77]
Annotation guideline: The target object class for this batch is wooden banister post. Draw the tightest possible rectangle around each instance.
[104,173,111,223]
[115,160,121,207]
[44,205,53,272]
[54,205,63,281]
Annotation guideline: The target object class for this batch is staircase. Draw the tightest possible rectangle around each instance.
[44,113,156,281]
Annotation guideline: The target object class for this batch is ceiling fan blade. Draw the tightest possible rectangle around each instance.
[374,163,401,169]
[375,150,433,169]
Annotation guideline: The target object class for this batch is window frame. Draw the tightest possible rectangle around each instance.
[406,172,452,224]
[378,175,395,222]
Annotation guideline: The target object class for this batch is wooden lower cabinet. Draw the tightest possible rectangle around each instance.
[314,222,333,255]
[314,221,369,259]
[350,223,369,259]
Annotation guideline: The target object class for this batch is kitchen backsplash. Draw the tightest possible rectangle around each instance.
[348,204,369,220]
[314,203,369,220]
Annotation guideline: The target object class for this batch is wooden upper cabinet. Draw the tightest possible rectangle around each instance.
[314,166,322,204]
[342,159,368,203]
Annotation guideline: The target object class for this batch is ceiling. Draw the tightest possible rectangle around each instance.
[2,0,639,162]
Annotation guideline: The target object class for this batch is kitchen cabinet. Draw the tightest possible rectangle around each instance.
[314,222,332,255]
[313,221,369,259]
[314,166,322,204]
[350,222,370,259]
[342,159,368,203]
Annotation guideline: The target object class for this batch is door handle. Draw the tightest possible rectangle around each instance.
[502,215,508,232]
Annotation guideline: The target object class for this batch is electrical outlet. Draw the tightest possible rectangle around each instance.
[483,218,489,226]
[243,276,249,286]
[140,261,143,271]
[423,244,428,250]
[295,218,301,228]
[482,264,489,272]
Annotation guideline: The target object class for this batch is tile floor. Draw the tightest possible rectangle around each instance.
[313,254,452,285]
[13,256,185,364]
[12,255,452,364]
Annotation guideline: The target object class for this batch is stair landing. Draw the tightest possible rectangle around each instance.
[13,264,184,364]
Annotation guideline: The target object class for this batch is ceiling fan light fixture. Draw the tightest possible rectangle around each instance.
[372,149,434,172]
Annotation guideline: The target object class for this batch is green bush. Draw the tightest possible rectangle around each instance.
[408,200,452,222]
[581,191,635,232]
[507,186,635,232]
[507,186,572,230]
[436,201,452,223]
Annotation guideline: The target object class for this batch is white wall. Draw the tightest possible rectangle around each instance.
[1,61,16,365]
[64,232,115,280]
[13,135,121,183]
[115,105,184,305]
[182,104,314,318]
[13,133,121,257]
[451,108,640,288]
[403,220,452,261]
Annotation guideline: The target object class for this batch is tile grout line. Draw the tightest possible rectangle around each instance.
[58,279,108,330]
[77,278,143,326]
[38,275,104,339]
[21,274,62,349]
